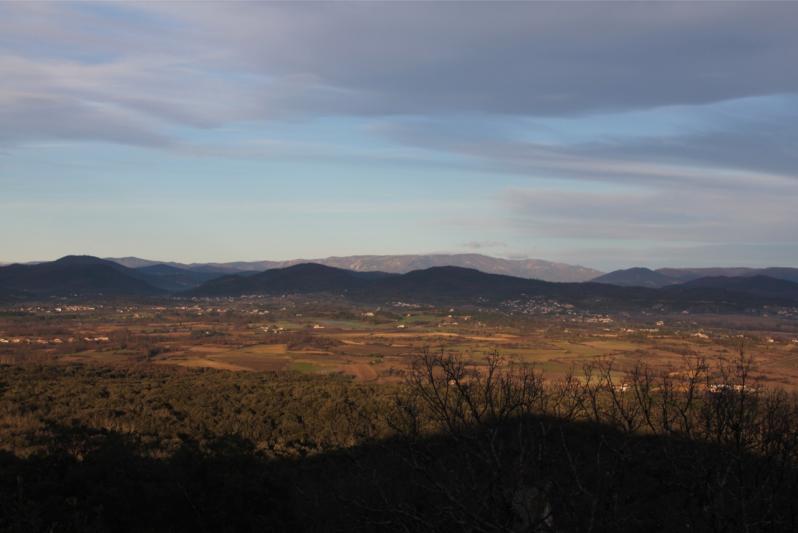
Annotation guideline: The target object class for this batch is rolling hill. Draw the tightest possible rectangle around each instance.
[132,264,224,292]
[108,257,238,275]
[0,256,164,297]
[594,266,798,288]
[188,263,798,310]
[753,268,798,284]
[108,254,602,282]
[188,263,623,304]
[669,275,798,301]
[591,268,678,288]
[0,286,29,302]
[187,263,396,297]
[3,256,797,311]
[363,266,555,302]
[306,254,602,282]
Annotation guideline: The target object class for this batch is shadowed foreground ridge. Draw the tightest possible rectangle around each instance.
[1,353,798,532]
[5,414,796,532]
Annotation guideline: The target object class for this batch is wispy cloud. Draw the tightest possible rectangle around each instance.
[2,2,798,266]
[3,2,798,147]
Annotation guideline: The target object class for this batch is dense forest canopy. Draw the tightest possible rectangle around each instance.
[2,352,798,532]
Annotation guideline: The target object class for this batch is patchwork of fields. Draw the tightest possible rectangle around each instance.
[3,299,798,388]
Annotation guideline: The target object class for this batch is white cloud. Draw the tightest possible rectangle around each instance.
[2,2,798,266]
[2,2,798,147]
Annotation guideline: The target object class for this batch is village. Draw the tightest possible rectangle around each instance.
[2,295,798,389]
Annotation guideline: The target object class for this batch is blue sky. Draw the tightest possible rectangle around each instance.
[1,2,797,270]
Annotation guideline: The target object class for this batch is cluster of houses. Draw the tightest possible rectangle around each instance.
[436,312,474,328]
[775,307,798,319]
[0,335,109,345]
[502,297,576,316]
[707,383,760,394]
[608,381,761,395]
[54,305,97,313]
[689,331,790,345]
[500,297,624,326]
[438,317,459,327]
[583,315,615,324]
[12,304,99,314]
[391,301,422,308]
[173,305,233,316]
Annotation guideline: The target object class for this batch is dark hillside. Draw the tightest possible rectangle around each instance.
[187,263,395,297]
[591,267,678,288]
[0,256,163,297]
[758,267,798,284]
[186,263,794,311]
[671,275,798,301]
[133,264,223,291]
[0,286,29,302]
[369,265,550,300]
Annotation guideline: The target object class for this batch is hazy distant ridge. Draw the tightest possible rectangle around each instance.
[4,256,798,311]
[593,267,798,288]
[107,254,602,282]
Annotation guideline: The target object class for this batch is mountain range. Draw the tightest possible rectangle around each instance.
[11,253,797,289]
[131,264,225,291]
[675,275,798,301]
[2,256,798,312]
[188,263,798,309]
[0,256,164,297]
[593,267,798,288]
[106,254,602,282]
[0,255,794,313]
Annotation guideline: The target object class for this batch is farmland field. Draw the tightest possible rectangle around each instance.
[3,297,798,388]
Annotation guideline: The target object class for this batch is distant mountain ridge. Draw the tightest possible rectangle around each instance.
[0,256,234,296]
[106,254,602,282]
[0,256,165,297]
[672,275,798,301]
[591,268,677,288]
[132,264,223,292]
[185,263,623,303]
[3,256,798,311]
[192,263,397,297]
[593,267,798,288]
[187,262,798,310]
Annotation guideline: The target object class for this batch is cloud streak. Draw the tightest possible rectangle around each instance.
[3,2,798,147]
[2,2,798,267]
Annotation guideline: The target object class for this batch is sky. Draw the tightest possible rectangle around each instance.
[1,1,797,271]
